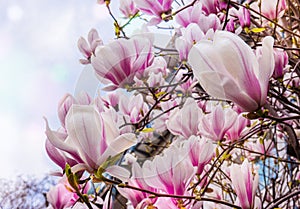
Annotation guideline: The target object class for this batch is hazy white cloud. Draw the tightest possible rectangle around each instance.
[6,4,24,22]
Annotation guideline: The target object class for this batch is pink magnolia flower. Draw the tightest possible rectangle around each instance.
[197,13,221,34]
[188,30,274,112]
[175,2,203,27]
[174,70,198,95]
[118,93,148,124]
[225,114,249,142]
[119,0,139,18]
[134,0,173,21]
[175,2,221,33]
[98,90,124,111]
[230,159,259,209]
[58,92,92,127]
[175,36,192,62]
[152,98,180,133]
[91,36,154,89]
[143,56,169,77]
[146,72,166,88]
[226,18,236,33]
[45,136,78,170]
[234,7,251,29]
[142,143,195,196]
[246,139,274,158]
[201,0,219,14]
[48,176,104,209]
[175,23,205,61]
[260,0,286,20]
[135,58,168,90]
[47,176,78,209]
[166,98,203,138]
[184,135,215,175]
[272,48,289,79]
[198,104,237,141]
[78,29,103,64]
[45,105,136,172]
[117,162,157,208]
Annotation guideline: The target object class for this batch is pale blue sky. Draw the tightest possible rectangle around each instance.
[0,0,116,178]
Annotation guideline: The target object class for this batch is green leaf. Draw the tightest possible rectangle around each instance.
[95,153,123,179]
[65,164,79,192]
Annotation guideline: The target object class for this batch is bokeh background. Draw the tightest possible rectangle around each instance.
[0,0,116,179]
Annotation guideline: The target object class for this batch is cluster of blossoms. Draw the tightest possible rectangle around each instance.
[45,0,300,209]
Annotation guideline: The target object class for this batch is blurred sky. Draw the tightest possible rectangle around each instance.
[0,0,117,179]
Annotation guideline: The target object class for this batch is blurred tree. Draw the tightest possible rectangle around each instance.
[0,175,56,209]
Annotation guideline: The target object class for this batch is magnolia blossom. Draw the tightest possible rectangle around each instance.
[233,7,251,29]
[45,105,136,172]
[91,36,154,89]
[184,135,215,175]
[143,56,168,77]
[47,177,78,209]
[225,113,249,142]
[230,159,259,209]
[119,0,139,18]
[226,18,236,33]
[134,68,167,90]
[174,69,198,95]
[201,0,219,14]
[118,93,148,124]
[78,29,103,64]
[47,177,104,209]
[197,13,221,34]
[175,2,221,33]
[142,143,195,196]
[146,72,166,88]
[199,104,237,141]
[117,162,157,208]
[45,137,78,170]
[175,2,203,27]
[58,92,93,127]
[188,30,274,112]
[134,0,173,22]
[166,98,203,138]
[175,23,205,61]
[246,139,274,158]
[152,98,180,133]
[272,48,289,79]
[100,90,123,109]
[260,0,286,20]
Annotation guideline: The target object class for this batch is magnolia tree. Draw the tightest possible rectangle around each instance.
[44,0,300,208]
